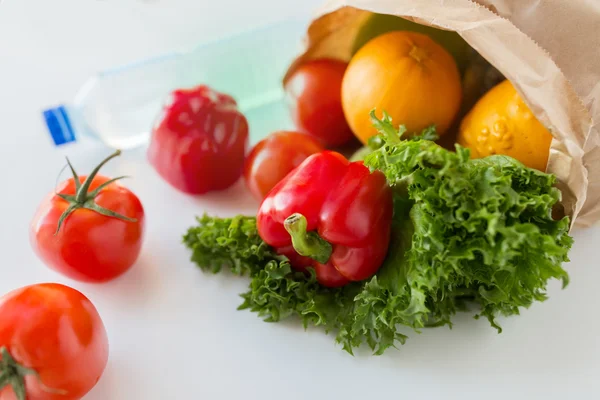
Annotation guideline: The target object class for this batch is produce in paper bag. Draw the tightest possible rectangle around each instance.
[283,0,600,228]
[181,0,598,356]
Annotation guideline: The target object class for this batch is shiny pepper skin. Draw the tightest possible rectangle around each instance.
[257,151,393,287]
[147,85,249,194]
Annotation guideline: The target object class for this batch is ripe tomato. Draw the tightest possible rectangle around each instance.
[148,85,249,194]
[0,283,108,400]
[30,150,145,283]
[284,59,353,148]
[243,131,324,200]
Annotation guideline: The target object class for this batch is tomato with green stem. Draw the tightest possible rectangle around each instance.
[30,150,145,283]
[0,283,109,400]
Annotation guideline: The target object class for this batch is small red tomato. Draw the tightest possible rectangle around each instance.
[243,131,324,200]
[147,85,249,194]
[30,150,145,283]
[284,59,353,148]
[0,283,109,400]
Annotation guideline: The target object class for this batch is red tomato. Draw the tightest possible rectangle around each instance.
[30,151,145,283]
[243,131,324,200]
[147,85,249,194]
[0,283,109,400]
[284,59,353,148]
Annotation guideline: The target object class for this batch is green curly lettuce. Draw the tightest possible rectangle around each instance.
[183,111,573,355]
[357,111,573,339]
[184,214,362,349]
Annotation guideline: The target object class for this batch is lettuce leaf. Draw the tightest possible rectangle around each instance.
[360,112,572,340]
[183,112,573,355]
[184,214,362,350]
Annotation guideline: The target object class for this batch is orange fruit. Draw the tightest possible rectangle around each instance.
[341,30,462,144]
[351,13,470,73]
[457,79,553,171]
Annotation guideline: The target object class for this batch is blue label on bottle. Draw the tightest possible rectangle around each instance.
[43,106,77,146]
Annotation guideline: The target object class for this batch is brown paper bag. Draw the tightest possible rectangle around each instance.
[283,0,600,229]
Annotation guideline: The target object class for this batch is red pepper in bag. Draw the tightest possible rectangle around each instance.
[256,151,393,287]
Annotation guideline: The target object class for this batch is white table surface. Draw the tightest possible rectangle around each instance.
[1,1,599,399]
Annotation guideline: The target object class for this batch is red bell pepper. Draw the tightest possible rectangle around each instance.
[147,85,249,194]
[257,151,393,287]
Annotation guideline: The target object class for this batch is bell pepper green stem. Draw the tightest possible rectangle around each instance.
[284,213,332,264]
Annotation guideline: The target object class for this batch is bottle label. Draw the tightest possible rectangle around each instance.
[43,106,77,146]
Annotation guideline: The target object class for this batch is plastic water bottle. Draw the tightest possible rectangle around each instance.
[42,17,308,149]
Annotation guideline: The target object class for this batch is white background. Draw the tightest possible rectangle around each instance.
[1,1,599,399]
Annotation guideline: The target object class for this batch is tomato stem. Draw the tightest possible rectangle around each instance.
[0,346,30,400]
[0,347,67,399]
[54,150,137,235]
[284,213,332,264]
[75,150,122,203]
